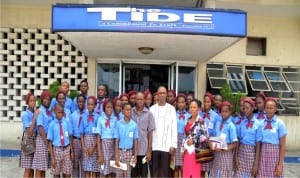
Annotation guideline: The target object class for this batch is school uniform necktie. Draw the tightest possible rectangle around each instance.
[246,120,253,129]
[257,112,265,119]
[236,116,244,125]
[78,111,83,128]
[105,117,110,128]
[59,121,65,146]
[97,99,103,114]
[219,121,224,130]
[264,120,272,130]
[203,113,210,120]
[87,114,94,122]
[46,109,51,117]
[179,112,185,120]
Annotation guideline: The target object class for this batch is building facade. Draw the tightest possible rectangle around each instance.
[1,0,299,150]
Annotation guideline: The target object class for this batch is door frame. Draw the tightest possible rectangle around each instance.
[96,58,198,96]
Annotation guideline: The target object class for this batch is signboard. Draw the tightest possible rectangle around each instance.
[52,5,246,37]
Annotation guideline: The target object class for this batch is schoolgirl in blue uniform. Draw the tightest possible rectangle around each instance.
[70,94,87,178]
[232,97,246,129]
[198,92,220,176]
[19,92,37,178]
[234,98,261,178]
[257,97,287,178]
[210,101,238,178]
[80,96,100,178]
[174,93,190,178]
[114,103,139,178]
[113,96,124,121]
[254,93,267,120]
[96,99,118,177]
[47,103,74,178]
[32,90,52,178]
[55,91,71,121]
[50,81,73,111]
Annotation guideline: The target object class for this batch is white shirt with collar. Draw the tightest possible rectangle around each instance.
[150,103,177,152]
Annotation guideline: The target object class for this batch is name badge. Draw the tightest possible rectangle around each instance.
[208,122,214,129]
[129,131,133,138]
[271,128,277,133]
[92,127,97,133]
[65,131,69,137]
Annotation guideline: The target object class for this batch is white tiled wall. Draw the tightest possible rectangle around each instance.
[0,28,88,121]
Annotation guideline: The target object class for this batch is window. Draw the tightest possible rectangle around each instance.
[227,65,247,94]
[246,37,266,56]
[207,64,227,89]
[207,64,300,116]
[246,70,270,91]
[282,68,300,93]
[264,71,290,92]
[207,64,247,93]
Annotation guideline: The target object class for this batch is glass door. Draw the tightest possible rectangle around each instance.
[123,64,169,93]
[169,62,179,93]
[97,62,122,98]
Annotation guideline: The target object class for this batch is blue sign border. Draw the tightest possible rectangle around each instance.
[52,4,247,37]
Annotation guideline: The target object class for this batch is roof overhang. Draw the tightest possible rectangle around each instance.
[52,4,247,61]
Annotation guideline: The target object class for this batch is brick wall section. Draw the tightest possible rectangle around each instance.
[0,28,88,121]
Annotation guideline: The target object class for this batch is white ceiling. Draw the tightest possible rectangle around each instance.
[58,32,241,61]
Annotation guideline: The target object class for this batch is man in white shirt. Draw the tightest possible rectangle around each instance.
[150,86,177,177]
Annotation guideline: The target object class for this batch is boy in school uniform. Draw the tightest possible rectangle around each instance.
[48,103,74,178]
[95,84,108,115]
[70,94,87,178]
[115,103,139,178]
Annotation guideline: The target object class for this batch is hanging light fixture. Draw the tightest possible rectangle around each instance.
[138,47,154,55]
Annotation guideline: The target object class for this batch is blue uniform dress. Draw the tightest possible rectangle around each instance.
[47,118,73,175]
[113,111,124,121]
[199,109,220,171]
[79,112,100,172]
[20,108,36,169]
[257,115,287,178]
[175,110,190,166]
[50,96,73,112]
[97,113,118,175]
[70,109,87,177]
[232,113,245,132]
[114,119,139,178]
[32,105,53,171]
[95,98,106,116]
[254,111,267,121]
[234,115,262,178]
[210,116,238,178]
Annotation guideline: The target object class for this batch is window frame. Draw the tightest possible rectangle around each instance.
[246,70,271,91]
[264,71,291,92]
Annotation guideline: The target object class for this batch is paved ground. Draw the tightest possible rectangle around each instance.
[0,156,299,178]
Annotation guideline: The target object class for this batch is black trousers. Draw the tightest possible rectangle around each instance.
[151,151,170,177]
[131,155,148,178]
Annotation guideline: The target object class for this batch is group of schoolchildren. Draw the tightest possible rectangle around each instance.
[19,78,287,178]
